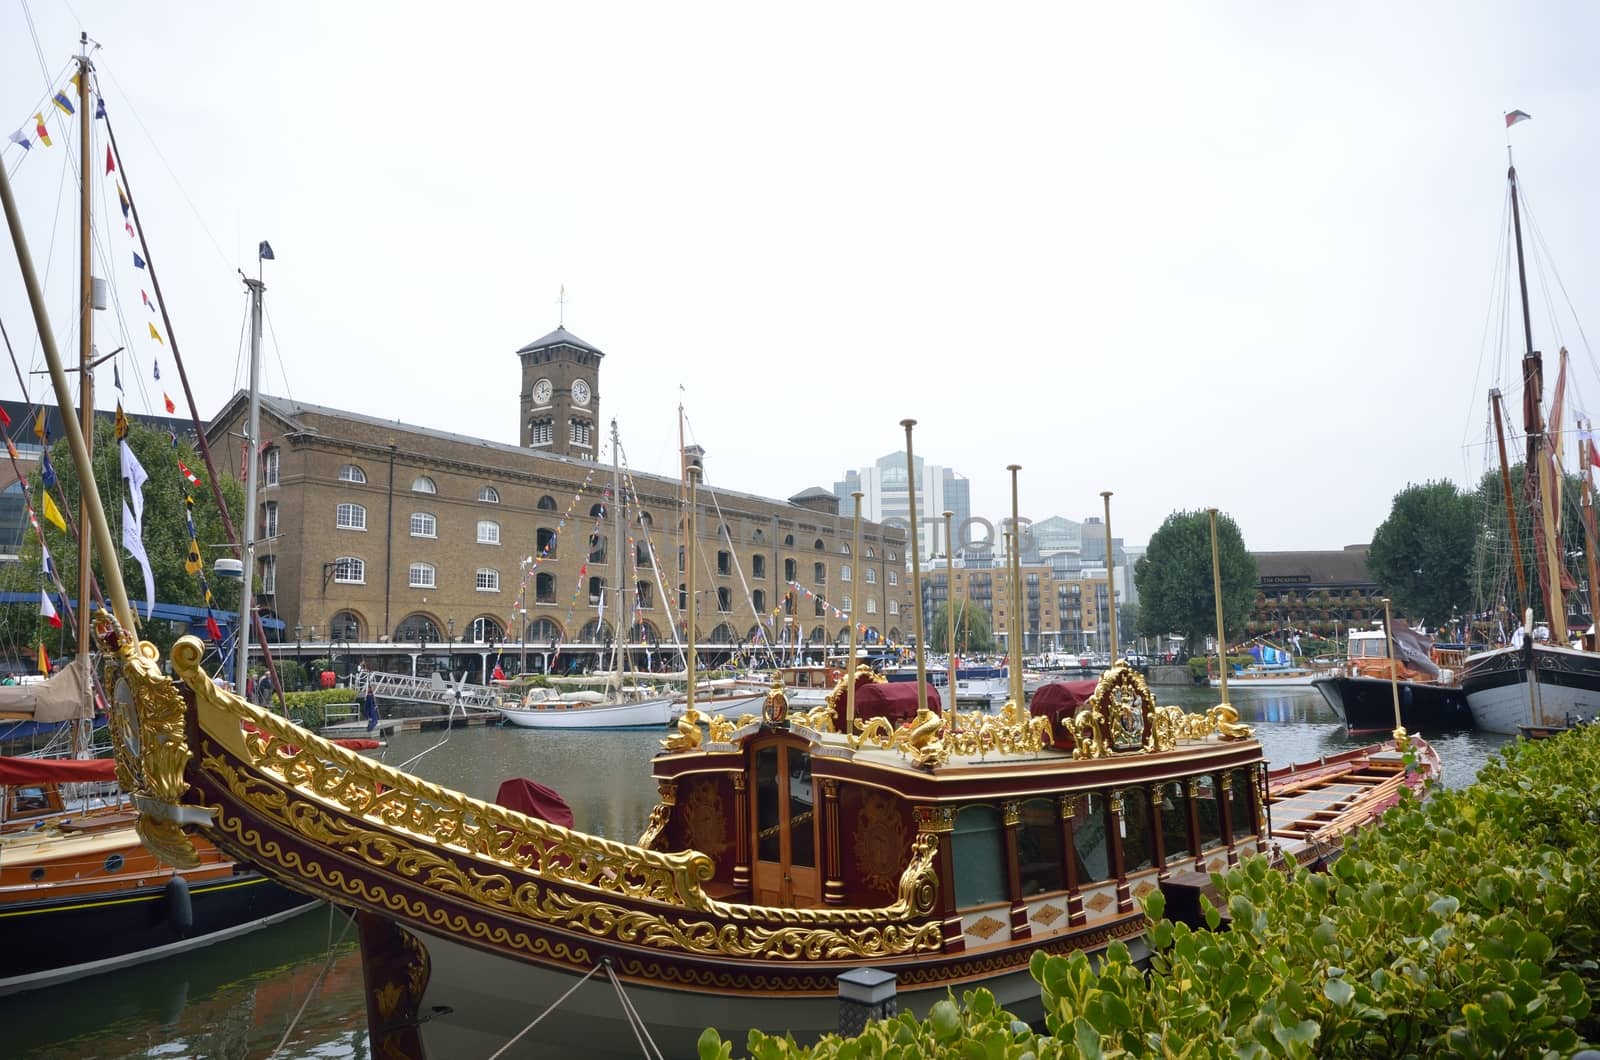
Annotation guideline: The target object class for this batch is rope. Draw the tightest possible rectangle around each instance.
[483,960,609,1060]
[603,959,666,1060]
[266,905,357,1058]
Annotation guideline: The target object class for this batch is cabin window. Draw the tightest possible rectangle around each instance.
[1158,781,1191,860]
[1072,793,1111,883]
[1229,768,1255,838]
[104,852,125,872]
[789,749,815,868]
[952,805,1007,907]
[1018,798,1065,895]
[1119,787,1157,873]
[1194,775,1224,850]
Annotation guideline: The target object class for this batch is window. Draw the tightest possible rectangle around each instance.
[472,616,504,642]
[262,501,279,538]
[536,527,557,557]
[1230,768,1256,839]
[410,512,436,538]
[478,485,500,503]
[395,614,439,642]
[783,534,794,547]
[841,564,852,583]
[752,555,766,578]
[1072,793,1111,883]
[536,572,556,602]
[338,464,366,484]
[865,547,875,559]
[865,569,877,584]
[840,543,851,555]
[841,595,852,613]
[952,806,1006,907]
[813,539,824,551]
[636,542,652,568]
[333,556,365,584]
[679,583,687,610]
[1195,775,1224,850]
[262,446,280,486]
[331,610,361,640]
[717,587,732,612]
[752,589,766,612]
[476,568,500,592]
[530,418,554,446]
[888,550,898,562]
[1019,799,1065,896]
[589,534,607,563]
[888,600,899,616]
[866,599,878,614]
[636,581,653,609]
[784,559,796,581]
[813,562,826,583]
[1119,787,1156,873]
[717,551,732,575]
[588,576,605,605]
[1160,781,1191,860]
[537,494,557,510]
[412,476,436,494]
[409,562,436,589]
[569,419,592,447]
[888,571,898,586]
[814,597,825,617]
[336,503,367,530]
[477,520,500,545]
[260,556,276,594]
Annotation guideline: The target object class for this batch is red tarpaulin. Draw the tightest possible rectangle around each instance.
[494,778,575,828]
[0,754,118,785]
[1028,680,1098,751]
[827,680,941,731]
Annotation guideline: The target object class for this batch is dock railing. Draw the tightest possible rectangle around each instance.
[351,670,503,711]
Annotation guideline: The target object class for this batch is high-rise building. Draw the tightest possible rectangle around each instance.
[832,453,970,561]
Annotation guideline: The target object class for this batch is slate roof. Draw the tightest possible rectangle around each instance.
[515,326,604,357]
[1252,546,1373,587]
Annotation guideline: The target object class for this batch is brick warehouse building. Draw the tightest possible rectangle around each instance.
[206,327,913,680]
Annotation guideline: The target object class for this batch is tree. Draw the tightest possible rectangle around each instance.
[1367,480,1476,628]
[1470,463,1587,634]
[1133,510,1256,649]
[929,599,995,654]
[0,418,243,659]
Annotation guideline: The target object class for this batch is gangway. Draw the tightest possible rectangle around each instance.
[353,670,503,712]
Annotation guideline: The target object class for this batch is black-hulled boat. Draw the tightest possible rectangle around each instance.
[1312,629,1473,734]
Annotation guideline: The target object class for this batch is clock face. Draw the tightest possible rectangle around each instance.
[532,378,552,404]
[572,379,592,407]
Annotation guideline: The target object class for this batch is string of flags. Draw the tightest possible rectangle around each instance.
[510,465,598,622]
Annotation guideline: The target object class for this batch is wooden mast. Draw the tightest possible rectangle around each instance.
[1582,423,1600,649]
[1490,389,1529,617]
[73,36,94,754]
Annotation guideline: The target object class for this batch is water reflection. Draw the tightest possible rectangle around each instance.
[7,686,1514,1057]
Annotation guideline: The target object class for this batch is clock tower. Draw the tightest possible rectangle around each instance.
[516,326,604,459]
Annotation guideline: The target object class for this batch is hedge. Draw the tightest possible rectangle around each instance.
[701,724,1599,1057]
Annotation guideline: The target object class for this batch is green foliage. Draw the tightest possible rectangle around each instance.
[0,418,243,659]
[930,599,996,654]
[1189,654,1255,681]
[281,690,362,729]
[1134,511,1257,648]
[1368,480,1476,628]
[1471,463,1587,629]
[702,725,1600,1057]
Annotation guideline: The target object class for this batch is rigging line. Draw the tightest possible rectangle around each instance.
[261,304,297,407]
[1522,194,1600,384]
[483,961,610,1060]
[1462,190,1512,461]
[0,58,75,182]
[612,450,687,665]
[264,908,359,1060]
[602,961,666,1060]
[92,63,233,271]
[701,482,780,663]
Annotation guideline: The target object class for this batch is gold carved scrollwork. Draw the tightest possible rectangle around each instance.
[103,621,204,868]
[1062,663,1254,759]
[637,781,677,850]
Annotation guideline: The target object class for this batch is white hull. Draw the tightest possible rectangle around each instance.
[1208,673,1318,688]
[683,692,767,719]
[1462,643,1600,734]
[498,695,681,729]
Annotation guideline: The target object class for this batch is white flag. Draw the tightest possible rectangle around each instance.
[120,440,148,527]
[122,499,155,619]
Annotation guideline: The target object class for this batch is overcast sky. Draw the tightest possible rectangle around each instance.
[5,2,1600,553]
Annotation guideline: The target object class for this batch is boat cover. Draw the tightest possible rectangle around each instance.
[828,681,940,731]
[494,778,575,828]
[0,754,117,784]
[0,659,88,722]
[1028,680,1098,750]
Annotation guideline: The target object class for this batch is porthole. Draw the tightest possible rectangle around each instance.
[104,853,125,872]
[30,867,46,882]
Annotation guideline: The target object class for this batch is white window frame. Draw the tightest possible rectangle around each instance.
[412,476,437,494]
[262,447,280,486]
[260,555,276,594]
[409,562,437,589]
[889,600,899,615]
[410,512,437,539]
[338,464,367,484]
[262,500,279,539]
[479,485,500,504]
[866,598,878,615]
[841,564,852,583]
[336,503,368,531]
[888,570,898,586]
[865,568,877,584]
[333,556,365,584]
[477,520,500,545]
[476,568,500,592]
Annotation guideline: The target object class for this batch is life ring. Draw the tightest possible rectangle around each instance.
[827,668,845,685]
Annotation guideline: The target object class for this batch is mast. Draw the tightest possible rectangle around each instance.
[1582,423,1600,648]
[611,418,625,696]
[1490,389,1529,615]
[846,491,862,732]
[900,420,929,718]
[684,447,702,712]
[235,275,264,693]
[1102,491,1119,661]
[943,509,956,735]
[73,35,94,754]
[1007,465,1023,706]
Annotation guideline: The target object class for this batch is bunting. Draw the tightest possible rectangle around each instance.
[122,499,155,619]
[105,144,115,175]
[32,114,50,148]
[33,410,47,442]
[38,644,49,675]
[177,459,201,486]
[164,393,175,413]
[0,405,9,427]
[51,91,73,116]
[148,322,163,345]
[141,289,154,311]
[41,491,66,532]
[133,251,146,269]
[121,439,149,526]
[40,452,57,488]
[7,127,30,150]
[114,402,128,439]
[40,590,61,629]
[117,185,130,218]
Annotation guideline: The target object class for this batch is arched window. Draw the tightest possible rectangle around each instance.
[813,562,825,583]
[336,503,367,530]
[813,597,824,617]
[537,494,557,510]
[578,619,612,643]
[478,485,500,503]
[528,617,562,642]
[475,568,500,592]
[395,613,440,642]
[477,520,500,545]
[588,576,605,604]
[569,419,593,447]
[1019,799,1065,895]
[639,512,653,528]
[330,610,362,640]
[636,581,654,609]
[783,534,794,547]
[952,805,1006,907]
[813,539,825,551]
[841,564,852,583]
[589,534,607,563]
[866,599,878,614]
[752,589,766,612]
[535,572,556,602]
[410,512,436,538]
[808,625,825,643]
[263,501,279,538]
[784,558,796,582]
[865,547,875,559]
[409,562,436,589]
[338,464,366,484]
[590,503,607,518]
[840,543,850,555]
[888,570,898,586]
[412,476,437,494]
[752,528,765,544]
[889,600,899,616]
[262,446,280,486]
[865,568,877,584]
[841,595,852,613]
[471,615,504,642]
[529,418,554,446]
[636,542,652,568]
[332,556,364,584]
[709,623,738,644]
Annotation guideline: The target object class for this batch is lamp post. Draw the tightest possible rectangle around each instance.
[446,617,455,678]
[294,624,303,691]
[519,608,528,677]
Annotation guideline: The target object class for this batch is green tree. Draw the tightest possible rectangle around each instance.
[1367,480,1476,628]
[930,599,995,653]
[1470,463,1587,632]
[1133,510,1256,649]
[0,418,243,658]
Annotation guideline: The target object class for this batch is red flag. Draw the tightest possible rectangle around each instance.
[164,392,176,413]
[105,144,115,174]
[205,615,223,642]
[0,406,9,427]
[177,460,201,486]
[40,590,61,628]
[1590,442,1600,471]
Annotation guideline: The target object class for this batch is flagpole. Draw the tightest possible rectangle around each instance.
[235,274,264,694]
[74,35,95,754]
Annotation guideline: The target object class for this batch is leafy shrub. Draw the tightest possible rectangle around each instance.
[703,725,1599,1056]
[280,689,361,729]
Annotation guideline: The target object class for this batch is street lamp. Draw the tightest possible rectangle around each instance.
[446,617,455,677]
[294,624,303,690]
[519,608,528,677]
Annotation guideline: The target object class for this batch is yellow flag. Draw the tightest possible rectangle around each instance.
[33,410,46,441]
[38,643,49,675]
[42,491,66,531]
[115,403,129,440]
[185,539,202,575]
[148,322,164,345]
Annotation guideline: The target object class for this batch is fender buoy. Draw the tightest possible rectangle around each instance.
[164,874,194,937]
[827,668,844,685]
